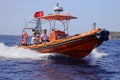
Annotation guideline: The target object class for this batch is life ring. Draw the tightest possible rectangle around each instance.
[21,33,28,45]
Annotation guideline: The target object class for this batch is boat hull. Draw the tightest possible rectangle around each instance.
[19,28,109,58]
[37,35,101,58]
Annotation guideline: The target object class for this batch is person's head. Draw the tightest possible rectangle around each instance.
[43,29,47,34]
[52,29,55,31]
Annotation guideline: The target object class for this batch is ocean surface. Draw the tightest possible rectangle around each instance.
[0,35,120,80]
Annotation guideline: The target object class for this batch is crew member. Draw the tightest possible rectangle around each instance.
[31,34,39,44]
[40,29,49,43]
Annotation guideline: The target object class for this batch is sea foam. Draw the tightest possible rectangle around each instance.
[0,43,54,60]
[85,48,108,60]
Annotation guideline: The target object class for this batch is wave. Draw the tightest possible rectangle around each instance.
[0,43,55,60]
[85,48,108,60]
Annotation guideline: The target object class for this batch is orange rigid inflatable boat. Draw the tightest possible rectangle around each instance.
[19,3,109,58]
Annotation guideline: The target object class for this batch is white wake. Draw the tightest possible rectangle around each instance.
[85,48,108,60]
[0,43,54,60]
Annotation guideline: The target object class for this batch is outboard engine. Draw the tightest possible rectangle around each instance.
[98,29,110,41]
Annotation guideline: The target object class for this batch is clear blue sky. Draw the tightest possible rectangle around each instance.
[0,0,120,35]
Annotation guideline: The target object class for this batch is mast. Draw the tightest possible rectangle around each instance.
[35,18,42,34]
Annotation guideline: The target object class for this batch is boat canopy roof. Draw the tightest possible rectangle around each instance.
[40,14,77,21]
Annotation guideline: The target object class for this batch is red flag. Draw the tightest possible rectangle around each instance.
[34,11,44,18]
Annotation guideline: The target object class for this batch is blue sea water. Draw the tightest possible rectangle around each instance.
[0,35,120,80]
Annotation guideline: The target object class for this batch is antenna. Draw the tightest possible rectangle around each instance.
[54,2,63,14]
[92,22,96,30]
